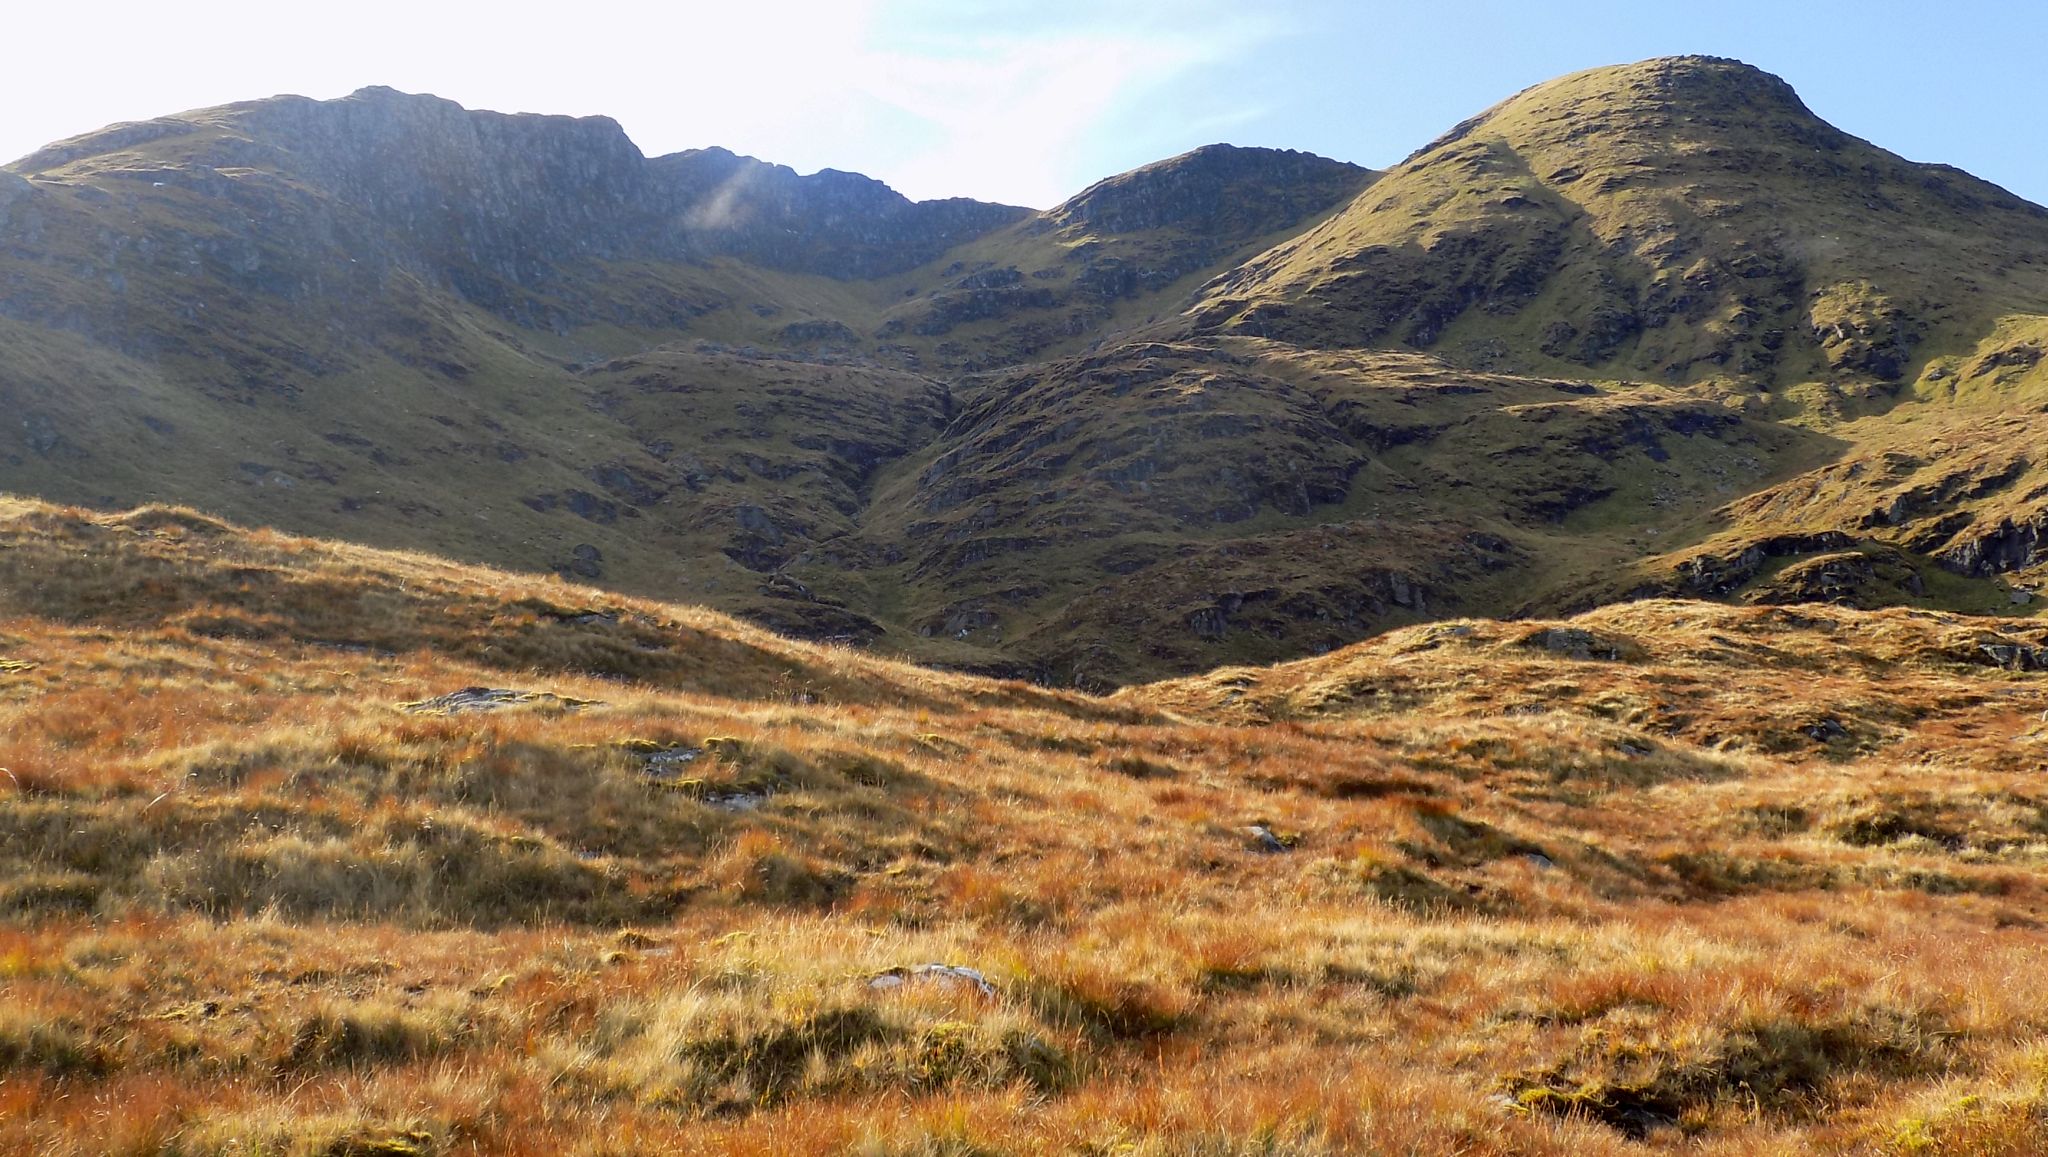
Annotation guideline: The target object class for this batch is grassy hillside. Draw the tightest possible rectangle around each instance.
[1191,56,2048,391]
[0,93,1394,682]
[864,145,1374,370]
[1167,56,2048,645]
[3,499,2047,1153]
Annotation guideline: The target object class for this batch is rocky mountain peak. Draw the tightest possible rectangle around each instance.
[1050,143,1373,236]
[223,87,654,256]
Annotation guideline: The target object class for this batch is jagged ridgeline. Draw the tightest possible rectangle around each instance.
[1,55,2042,684]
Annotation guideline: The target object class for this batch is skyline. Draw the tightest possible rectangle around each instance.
[5,1,2048,209]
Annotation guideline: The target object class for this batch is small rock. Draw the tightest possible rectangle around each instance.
[1804,717,1849,742]
[1517,627,1640,661]
[1388,573,1419,609]
[22,413,64,456]
[868,963,997,998]
[1524,853,1556,871]
[398,687,600,715]
[1979,643,2048,671]
[624,744,706,780]
[1248,824,1290,854]
[1186,606,1228,640]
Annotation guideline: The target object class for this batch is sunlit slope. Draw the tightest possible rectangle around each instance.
[1193,56,2048,391]
[3,497,2048,1152]
[1137,596,2047,742]
[0,497,1112,716]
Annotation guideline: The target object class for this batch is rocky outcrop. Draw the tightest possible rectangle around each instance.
[1743,550,1933,609]
[1975,641,2048,671]
[1513,626,1644,661]
[1671,533,1860,597]
[1937,514,2047,578]
[1810,285,1923,381]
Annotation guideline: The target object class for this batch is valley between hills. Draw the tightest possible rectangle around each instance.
[3,54,2048,1155]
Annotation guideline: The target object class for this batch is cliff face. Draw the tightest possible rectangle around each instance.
[230,87,657,264]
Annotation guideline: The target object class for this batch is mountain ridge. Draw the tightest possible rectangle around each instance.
[0,57,2042,687]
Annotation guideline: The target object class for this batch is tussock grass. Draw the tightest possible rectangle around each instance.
[279,994,483,1072]
[0,1005,110,1077]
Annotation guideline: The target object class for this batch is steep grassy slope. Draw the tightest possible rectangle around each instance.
[1192,56,2048,390]
[832,336,1841,685]
[3,499,2047,1153]
[1168,56,2048,638]
[868,145,1374,369]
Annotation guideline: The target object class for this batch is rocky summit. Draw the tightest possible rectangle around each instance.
[1,56,2043,686]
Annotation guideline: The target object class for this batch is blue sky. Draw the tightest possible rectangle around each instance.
[5,0,2046,208]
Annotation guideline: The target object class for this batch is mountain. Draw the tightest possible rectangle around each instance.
[1191,56,2048,388]
[1175,57,2048,629]
[1,58,2044,690]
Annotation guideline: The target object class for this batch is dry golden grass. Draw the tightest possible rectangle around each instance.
[3,498,2047,1153]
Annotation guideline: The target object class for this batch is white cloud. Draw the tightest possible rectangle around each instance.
[848,1,1287,204]
[0,0,1278,206]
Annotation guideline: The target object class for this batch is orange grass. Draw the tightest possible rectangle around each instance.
[2,498,2046,1153]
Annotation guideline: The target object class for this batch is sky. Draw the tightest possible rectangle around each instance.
[5,0,2047,209]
